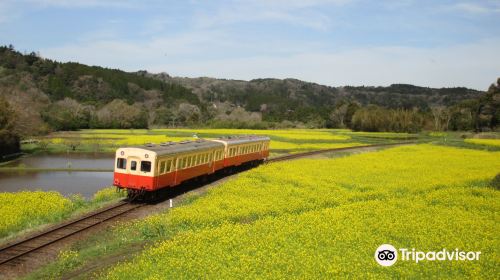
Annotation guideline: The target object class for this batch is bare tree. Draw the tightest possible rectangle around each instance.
[330,103,348,128]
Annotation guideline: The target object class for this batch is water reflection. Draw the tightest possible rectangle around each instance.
[0,153,115,198]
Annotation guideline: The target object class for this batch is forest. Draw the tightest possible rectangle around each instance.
[0,45,498,156]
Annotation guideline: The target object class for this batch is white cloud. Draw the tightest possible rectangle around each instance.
[191,0,354,31]
[156,40,500,90]
[453,2,500,14]
[41,36,500,90]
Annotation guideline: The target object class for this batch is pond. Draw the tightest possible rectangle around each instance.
[0,153,115,198]
[2,153,114,169]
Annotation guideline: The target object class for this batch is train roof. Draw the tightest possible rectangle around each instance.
[123,139,224,156]
[117,135,270,157]
[214,135,270,145]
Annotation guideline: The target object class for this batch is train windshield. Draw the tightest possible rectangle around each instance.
[116,158,126,169]
[141,161,151,172]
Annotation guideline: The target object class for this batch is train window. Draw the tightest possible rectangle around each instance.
[180,158,185,169]
[166,160,171,172]
[131,161,137,171]
[160,161,166,174]
[117,158,126,169]
[141,161,151,172]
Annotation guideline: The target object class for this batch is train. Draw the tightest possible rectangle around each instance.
[113,135,270,200]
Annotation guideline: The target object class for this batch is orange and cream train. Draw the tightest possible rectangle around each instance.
[113,136,270,199]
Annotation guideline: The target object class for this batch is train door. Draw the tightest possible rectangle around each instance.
[127,156,141,186]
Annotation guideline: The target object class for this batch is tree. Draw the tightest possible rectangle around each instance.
[330,103,348,128]
[0,97,20,156]
[42,98,92,130]
[176,103,201,125]
[94,99,148,129]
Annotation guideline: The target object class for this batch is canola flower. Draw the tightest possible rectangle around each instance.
[464,138,500,147]
[45,128,361,154]
[0,187,125,239]
[103,144,500,279]
[0,191,73,238]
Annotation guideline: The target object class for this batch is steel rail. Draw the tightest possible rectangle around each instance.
[0,201,143,266]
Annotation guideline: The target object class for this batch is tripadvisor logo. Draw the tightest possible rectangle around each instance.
[375,244,481,267]
[375,244,398,266]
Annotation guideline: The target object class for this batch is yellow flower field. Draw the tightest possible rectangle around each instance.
[103,144,500,279]
[43,128,363,153]
[0,187,125,239]
[464,138,500,147]
[0,191,73,238]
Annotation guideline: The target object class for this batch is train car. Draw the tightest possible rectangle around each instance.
[113,136,270,199]
[114,139,224,198]
[211,135,270,168]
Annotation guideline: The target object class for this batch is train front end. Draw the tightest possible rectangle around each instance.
[113,147,157,196]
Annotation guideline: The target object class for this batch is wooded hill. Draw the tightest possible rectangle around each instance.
[0,45,498,140]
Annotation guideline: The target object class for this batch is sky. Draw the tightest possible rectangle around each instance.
[1,0,499,90]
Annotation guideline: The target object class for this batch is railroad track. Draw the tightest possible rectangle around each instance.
[0,200,143,266]
[266,141,416,163]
